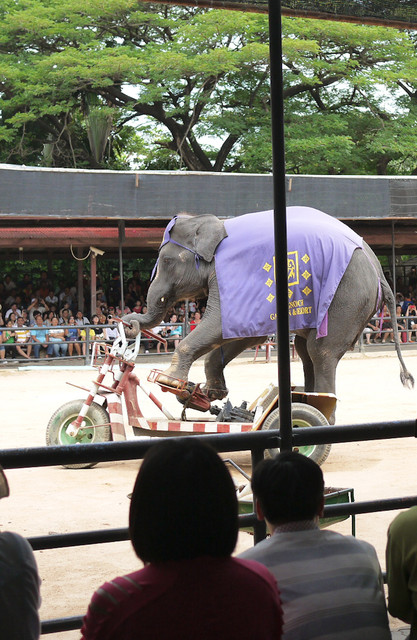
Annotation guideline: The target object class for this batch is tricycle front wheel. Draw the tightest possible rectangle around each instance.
[263,403,331,466]
[46,399,111,469]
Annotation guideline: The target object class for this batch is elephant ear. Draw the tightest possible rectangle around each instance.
[193,215,228,262]
[174,214,228,262]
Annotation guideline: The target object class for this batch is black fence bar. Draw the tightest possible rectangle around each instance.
[42,616,84,635]
[322,495,417,518]
[250,446,268,543]
[290,420,417,445]
[27,494,417,553]
[29,527,130,551]
[1,420,416,470]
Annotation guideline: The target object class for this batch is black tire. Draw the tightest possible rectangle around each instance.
[263,403,331,466]
[46,399,111,469]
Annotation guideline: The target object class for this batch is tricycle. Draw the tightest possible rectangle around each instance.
[46,319,337,469]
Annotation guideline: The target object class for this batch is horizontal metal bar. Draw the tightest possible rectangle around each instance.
[1,420,416,469]
[41,616,84,635]
[29,527,130,551]
[27,494,417,553]
[290,420,417,444]
[323,494,417,517]
[30,515,261,551]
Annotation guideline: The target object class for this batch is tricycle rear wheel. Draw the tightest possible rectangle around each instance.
[263,403,331,466]
[46,399,111,469]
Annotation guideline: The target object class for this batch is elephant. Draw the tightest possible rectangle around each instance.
[123,207,414,422]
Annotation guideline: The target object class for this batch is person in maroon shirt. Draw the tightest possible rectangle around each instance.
[81,440,283,640]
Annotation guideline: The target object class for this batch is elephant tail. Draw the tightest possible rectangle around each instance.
[381,278,415,389]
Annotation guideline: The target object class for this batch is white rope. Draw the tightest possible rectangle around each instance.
[70,245,91,261]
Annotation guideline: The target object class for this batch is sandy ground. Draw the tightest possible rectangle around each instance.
[1,348,417,638]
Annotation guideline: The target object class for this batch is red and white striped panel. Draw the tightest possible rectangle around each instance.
[147,420,253,434]
[107,394,126,441]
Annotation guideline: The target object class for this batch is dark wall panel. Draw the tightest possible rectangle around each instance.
[2,165,417,222]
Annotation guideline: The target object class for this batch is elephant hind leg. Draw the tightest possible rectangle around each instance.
[294,335,315,391]
[203,337,267,400]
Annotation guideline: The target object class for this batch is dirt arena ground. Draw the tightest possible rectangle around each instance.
[1,348,416,638]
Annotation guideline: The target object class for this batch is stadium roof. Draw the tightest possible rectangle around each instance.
[145,1,417,29]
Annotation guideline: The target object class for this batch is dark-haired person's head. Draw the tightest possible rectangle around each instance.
[129,439,238,564]
[252,451,324,526]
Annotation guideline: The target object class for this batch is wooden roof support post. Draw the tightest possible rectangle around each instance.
[391,221,396,301]
[77,250,84,313]
[119,221,125,314]
[90,252,97,318]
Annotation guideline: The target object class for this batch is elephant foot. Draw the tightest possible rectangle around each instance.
[201,384,229,401]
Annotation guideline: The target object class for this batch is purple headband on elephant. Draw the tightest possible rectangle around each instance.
[151,216,202,280]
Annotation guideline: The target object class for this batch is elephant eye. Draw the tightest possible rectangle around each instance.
[161,297,165,302]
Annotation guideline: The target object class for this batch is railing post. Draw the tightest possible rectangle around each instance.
[251,446,267,544]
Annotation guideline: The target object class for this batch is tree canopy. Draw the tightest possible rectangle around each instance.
[1,1,417,174]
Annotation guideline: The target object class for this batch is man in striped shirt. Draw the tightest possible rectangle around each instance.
[239,451,391,640]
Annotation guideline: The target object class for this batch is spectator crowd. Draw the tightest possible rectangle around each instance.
[360,267,417,345]
[0,269,205,361]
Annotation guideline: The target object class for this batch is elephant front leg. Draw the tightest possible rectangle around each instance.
[160,322,224,392]
[203,337,267,400]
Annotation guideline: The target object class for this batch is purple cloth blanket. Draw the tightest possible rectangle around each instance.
[214,207,363,339]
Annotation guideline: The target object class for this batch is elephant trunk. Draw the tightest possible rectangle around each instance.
[125,307,167,331]
[123,284,175,331]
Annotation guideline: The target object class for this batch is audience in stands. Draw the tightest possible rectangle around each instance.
[30,314,50,359]
[47,317,68,357]
[166,313,182,349]
[0,465,41,640]
[406,304,417,342]
[155,321,169,354]
[0,268,206,360]
[189,310,202,331]
[363,316,380,344]
[0,330,6,363]
[239,451,391,640]
[14,316,32,359]
[386,506,417,639]
[1,320,16,361]
[80,439,283,640]
[65,316,82,357]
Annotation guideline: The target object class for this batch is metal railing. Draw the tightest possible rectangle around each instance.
[0,321,187,365]
[361,314,417,346]
[1,419,417,634]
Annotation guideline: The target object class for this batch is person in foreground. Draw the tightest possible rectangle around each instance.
[81,439,283,640]
[239,451,391,640]
[0,465,41,640]
[386,505,417,639]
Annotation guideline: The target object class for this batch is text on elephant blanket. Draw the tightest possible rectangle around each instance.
[214,207,363,339]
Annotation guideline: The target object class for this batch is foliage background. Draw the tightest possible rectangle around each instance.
[1,2,417,175]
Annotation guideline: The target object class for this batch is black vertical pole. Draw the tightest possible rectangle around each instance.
[268,0,293,450]
[118,221,125,313]
[391,221,396,301]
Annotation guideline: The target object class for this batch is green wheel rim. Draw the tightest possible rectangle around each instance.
[293,419,316,458]
[58,414,96,445]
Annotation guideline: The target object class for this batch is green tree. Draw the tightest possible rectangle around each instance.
[2,2,417,174]
[0,1,270,170]
[280,19,417,175]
